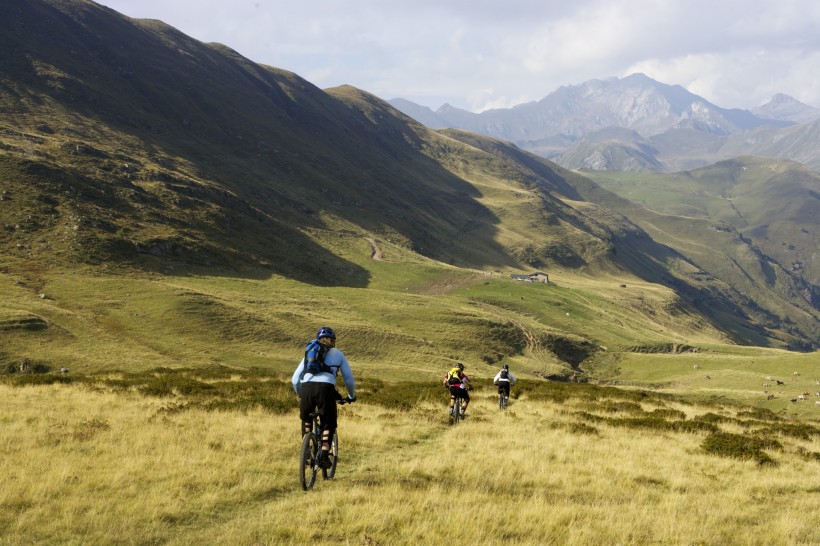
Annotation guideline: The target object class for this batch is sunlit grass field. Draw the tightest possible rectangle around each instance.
[2,375,819,545]
[2,242,820,545]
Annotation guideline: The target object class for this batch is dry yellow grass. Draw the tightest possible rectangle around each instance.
[1,383,819,545]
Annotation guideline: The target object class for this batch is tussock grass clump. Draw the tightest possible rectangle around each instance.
[701,431,781,465]
[574,409,720,434]
[357,379,443,411]
[758,422,820,441]
[737,407,779,421]
[608,416,719,434]
[521,378,662,405]
[591,400,644,413]
[693,412,736,424]
[647,408,687,420]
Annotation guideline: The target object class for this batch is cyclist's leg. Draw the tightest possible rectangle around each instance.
[316,384,339,455]
[448,385,459,414]
[299,383,318,435]
[461,388,470,414]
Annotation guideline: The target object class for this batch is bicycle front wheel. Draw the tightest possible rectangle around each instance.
[299,433,319,491]
[322,432,338,480]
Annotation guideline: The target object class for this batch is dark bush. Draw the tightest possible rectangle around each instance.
[694,412,734,424]
[648,408,687,420]
[594,400,644,414]
[737,408,779,421]
[759,423,820,441]
[566,422,599,435]
[5,374,74,386]
[701,432,780,465]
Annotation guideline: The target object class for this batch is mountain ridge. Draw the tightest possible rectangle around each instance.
[390,75,820,173]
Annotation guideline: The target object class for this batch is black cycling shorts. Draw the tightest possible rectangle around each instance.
[497,383,511,396]
[448,385,470,401]
[299,382,341,431]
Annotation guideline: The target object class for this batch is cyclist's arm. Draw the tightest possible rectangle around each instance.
[291,359,306,394]
[509,372,517,385]
[338,355,356,399]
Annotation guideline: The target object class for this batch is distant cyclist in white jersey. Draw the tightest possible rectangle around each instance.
[493,364,517,404]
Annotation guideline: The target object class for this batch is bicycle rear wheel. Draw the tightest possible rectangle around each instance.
[299,433,319,491]
[451,396,462,424]
[322,432,338,480]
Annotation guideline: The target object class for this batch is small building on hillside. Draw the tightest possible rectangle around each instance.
[510,272,549,283]
[530,272,549,283]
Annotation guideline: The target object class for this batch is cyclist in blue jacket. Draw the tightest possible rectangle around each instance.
[292,326,356,468]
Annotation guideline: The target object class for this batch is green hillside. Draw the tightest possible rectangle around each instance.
[1,0,818,394]
[581,158,819,349]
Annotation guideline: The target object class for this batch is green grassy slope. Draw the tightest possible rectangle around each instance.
[1,0,818,393]
[579,160,820,349]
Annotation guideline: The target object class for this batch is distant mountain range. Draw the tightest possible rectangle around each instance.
[389,74,820,173]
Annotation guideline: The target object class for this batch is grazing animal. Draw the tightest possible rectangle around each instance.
[791,398,798,403]
[693,364,700,369]
[776,380,785,385]
[814,392,820,397]
[704,375,711,380]
[767,395,776,400]
[798,395,806,401]
[816,401,820,406]
[763,383,771,387]
[59,368,68,374]
[766,376,772,381]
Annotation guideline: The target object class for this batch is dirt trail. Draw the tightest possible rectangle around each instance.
[366,237,383,260]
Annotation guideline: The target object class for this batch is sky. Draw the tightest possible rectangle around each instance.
[97,0,820,113]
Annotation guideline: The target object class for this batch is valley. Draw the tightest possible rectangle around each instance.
[1,1,819,543]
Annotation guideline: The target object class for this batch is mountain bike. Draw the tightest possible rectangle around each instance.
[498,384,510,410]
[449,389,467,424]
[299,398,350,491]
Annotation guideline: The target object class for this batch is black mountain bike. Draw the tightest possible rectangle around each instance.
[299,398,350,491]
[498,384,510,410]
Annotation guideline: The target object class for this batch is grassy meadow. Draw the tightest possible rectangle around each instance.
[2,373,820,545]
[3,237,820,545]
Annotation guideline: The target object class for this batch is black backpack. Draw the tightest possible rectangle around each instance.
[500,369,509,379]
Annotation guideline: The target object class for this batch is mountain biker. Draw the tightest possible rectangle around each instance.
[493,364,517,403]
[292,326,356,469]
[443,363,472,417]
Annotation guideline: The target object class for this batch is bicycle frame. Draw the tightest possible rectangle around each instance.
[450,390,466,424]
[299,399,347,491]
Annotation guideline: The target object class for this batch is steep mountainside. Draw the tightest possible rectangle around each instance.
[0,0,817,349]
[580,158,820,349]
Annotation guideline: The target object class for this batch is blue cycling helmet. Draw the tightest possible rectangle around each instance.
[316,326,336,340]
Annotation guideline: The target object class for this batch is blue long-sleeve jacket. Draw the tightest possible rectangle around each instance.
[291,347,355,398]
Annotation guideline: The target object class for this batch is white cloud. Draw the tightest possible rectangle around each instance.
[98,0,820,111]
